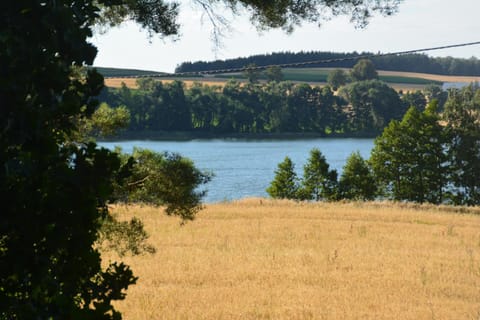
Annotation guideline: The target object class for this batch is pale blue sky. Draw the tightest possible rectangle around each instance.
[91,0,480,73]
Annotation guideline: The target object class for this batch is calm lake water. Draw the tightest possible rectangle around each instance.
[99,138,374,203]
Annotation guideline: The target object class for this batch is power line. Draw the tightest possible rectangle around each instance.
[104,41,480,78]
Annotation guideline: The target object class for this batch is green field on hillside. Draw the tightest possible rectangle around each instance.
[92,66,166,77]
[214,68,443,85]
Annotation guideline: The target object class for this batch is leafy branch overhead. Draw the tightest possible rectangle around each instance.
[97,0,403,38]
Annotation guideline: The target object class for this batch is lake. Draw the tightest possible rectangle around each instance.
[99,138,374,203]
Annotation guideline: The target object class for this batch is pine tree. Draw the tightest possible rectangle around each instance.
[267,157,300,199]
[339,152,377,200]
[301,148,338,201]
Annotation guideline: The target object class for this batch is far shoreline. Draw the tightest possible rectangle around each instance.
[98,131,379,142]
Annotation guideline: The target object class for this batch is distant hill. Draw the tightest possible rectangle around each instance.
[175,51,480,76]
[92,66,165,78]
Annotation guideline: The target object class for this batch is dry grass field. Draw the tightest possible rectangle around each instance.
[103,199,480,319]
[103,77,228,89]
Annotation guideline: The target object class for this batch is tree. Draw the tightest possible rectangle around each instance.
[300,148,338,201]
[350,59,379,81]
[77,102,131,139]
[1,0,402,318]
[113,148,212,221]
[99,1,402,35]
[1,1,141,317]
[443,85,480,205]
[243,63,262,83]
[370,103,447,203]
[267,157,300,199]
[401,90,427,111]
[339,152,377,200]
[423,85,448,109]
[339,80,405,133]
[327,69,349,90]
[265,66,284,82]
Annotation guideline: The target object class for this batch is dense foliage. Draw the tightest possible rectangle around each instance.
[100,77,429,136]
[266,157,300,199]
[300,149,339,201]
[370,104,447,203]
[0,0,142,317]
[113,148,212,221]
[339,152,377,200]
[268,85,480,206]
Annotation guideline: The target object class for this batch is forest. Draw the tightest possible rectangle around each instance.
[98,76,444,137]
[176,51,480,76]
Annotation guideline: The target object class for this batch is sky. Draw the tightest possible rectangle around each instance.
[91,0,480,73]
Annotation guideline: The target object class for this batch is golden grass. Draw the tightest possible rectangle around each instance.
[103,199,480,319]
[104,77,140,89]
[103,77,229,89]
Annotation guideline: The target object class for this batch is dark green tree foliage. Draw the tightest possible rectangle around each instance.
[265,65,284,82]
[401,90,427,111]
[96,0,180,36]
[243,63,262,83]
[443,85,480,205]
[300,148,339,201]
[350,59,379,81]
[266,157,300,199]
[339,80,406,133]
[78,102,131,139]
[327,69,349,90]
[339,152,377,200]
[423,85,448,109]
[101,79,356,136]
[370,103,448,203]
[98,215,156,257]
[188,82,223,131]
[0,1,143,317]
[114,148,212,221]
[226,0,400,32]
[160,81,191,130]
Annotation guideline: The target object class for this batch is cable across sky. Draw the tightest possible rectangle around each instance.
[105,41,480,78]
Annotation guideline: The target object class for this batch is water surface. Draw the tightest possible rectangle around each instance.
[100,138,374,203]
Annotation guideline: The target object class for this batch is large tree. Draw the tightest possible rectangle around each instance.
[266,156,300,199]
[300,148,338,201]
[443,85,480,205]
[339,151,377,200]
[370,103,448,203]
[1,0,402,318]
[350,59,379,81]
[339,80,405,133]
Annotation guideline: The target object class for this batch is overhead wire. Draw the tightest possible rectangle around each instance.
[103,41,480,78]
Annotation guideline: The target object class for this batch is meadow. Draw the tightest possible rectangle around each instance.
[103,199,480,319]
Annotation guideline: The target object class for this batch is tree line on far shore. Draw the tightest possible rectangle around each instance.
[98,60,447,137]
[267,84,480,206]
